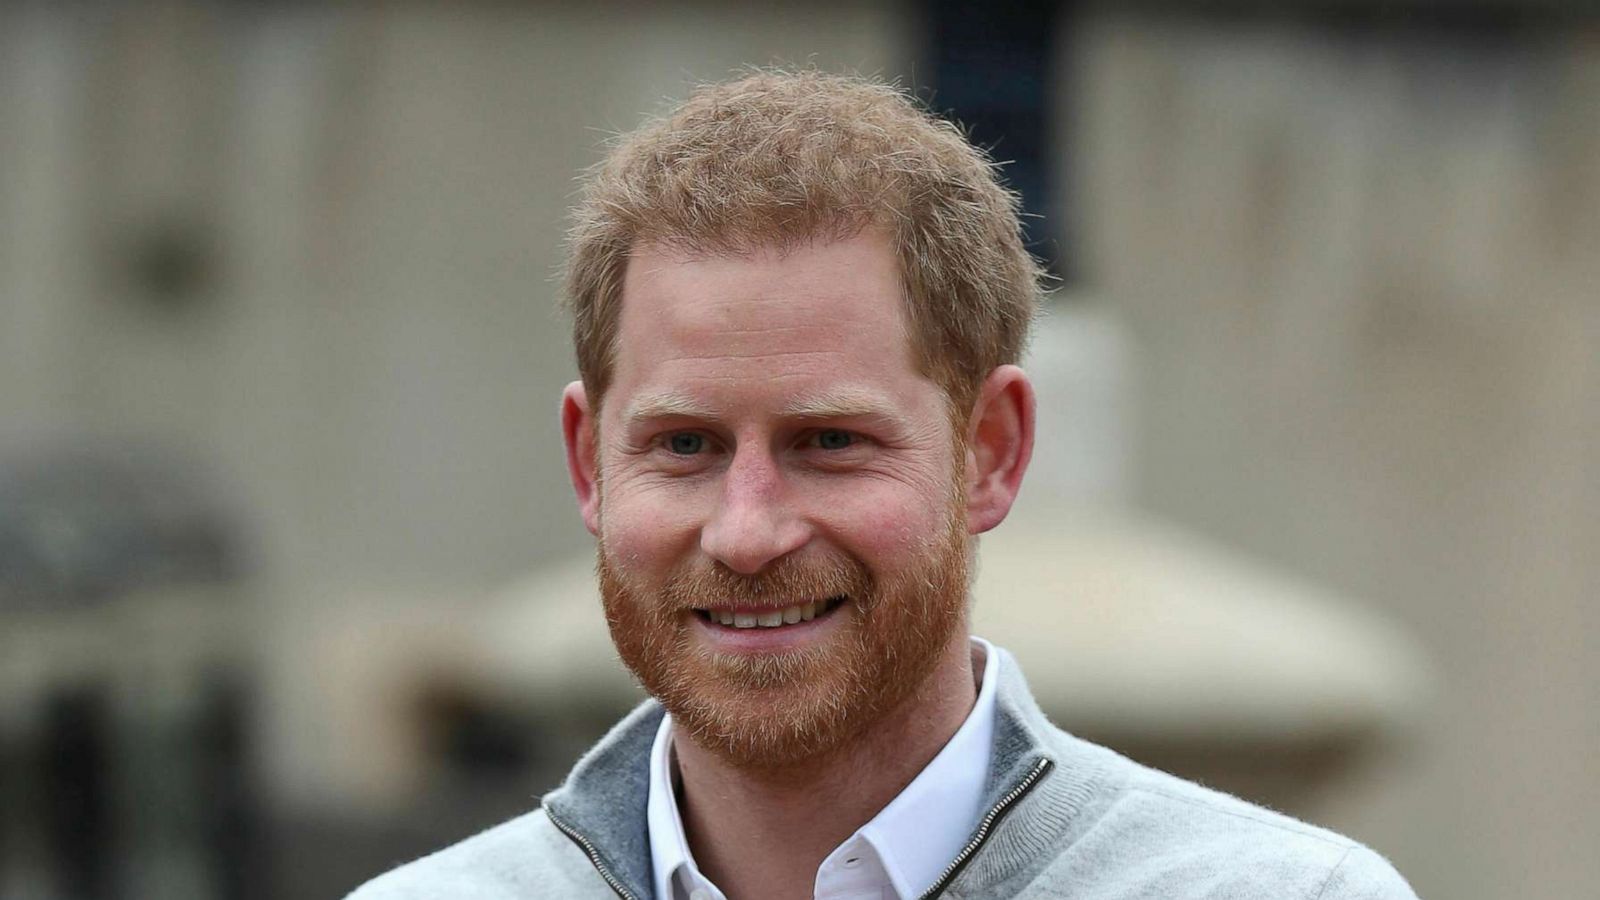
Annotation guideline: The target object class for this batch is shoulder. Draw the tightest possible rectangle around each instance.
[1116,764,1413,897]
[343,808,616,900]
[1039,744,1416,899]
[976,648,1417,898]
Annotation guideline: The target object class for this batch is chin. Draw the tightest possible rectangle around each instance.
[597,528,970,769]
[655,638,883,769]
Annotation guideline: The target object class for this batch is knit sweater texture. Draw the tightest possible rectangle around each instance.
[348,646,1418,899]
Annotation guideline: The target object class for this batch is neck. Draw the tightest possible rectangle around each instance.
[671,633,978,900]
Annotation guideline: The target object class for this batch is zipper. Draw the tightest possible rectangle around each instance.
[546,807,642,900]
[918,756,1055,900]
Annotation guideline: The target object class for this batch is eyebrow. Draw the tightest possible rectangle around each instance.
[620,387,908,429]
[621,391,708,425]
[777,387,901,421]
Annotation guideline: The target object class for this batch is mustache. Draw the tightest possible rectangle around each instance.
[659,554,873,611]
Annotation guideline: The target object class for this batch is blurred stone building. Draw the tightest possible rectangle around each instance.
[2,2,1596,898]
[1070,11,1600,899]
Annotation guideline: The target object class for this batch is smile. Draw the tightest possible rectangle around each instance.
[693,595,848,629]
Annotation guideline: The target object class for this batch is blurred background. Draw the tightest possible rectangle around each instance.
[2,1,1596,897]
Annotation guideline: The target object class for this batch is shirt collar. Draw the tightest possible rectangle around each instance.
[647,709,703,900]
[852,636,998,897]
[646,637,999,900]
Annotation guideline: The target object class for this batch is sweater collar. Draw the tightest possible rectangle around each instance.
[542,699,663,900]
[542,645,1109,900]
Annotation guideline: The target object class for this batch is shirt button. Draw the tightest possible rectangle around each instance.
[843,856,861,868]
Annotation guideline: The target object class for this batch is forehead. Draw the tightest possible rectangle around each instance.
[608,233,921,404]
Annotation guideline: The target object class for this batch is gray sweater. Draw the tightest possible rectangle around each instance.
[348,647,1418,899]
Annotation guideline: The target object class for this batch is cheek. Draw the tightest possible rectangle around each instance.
[598,479,705,573]
[817,480,953,566]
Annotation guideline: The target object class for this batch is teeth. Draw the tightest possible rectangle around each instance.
[711,599,842,628]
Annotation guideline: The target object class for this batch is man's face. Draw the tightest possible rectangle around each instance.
[590,232,972,768]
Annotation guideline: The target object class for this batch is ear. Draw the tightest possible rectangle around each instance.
[561,381,601,536]
[963,365,1035,535]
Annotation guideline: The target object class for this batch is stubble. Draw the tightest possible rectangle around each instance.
[597,485,971,770]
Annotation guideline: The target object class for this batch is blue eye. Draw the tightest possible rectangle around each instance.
[667,433,706,455]
[816,430,854,450]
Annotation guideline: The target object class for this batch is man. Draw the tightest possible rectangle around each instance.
[351,71,1416,899]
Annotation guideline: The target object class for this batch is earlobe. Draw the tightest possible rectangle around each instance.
[964,365,1036,535]
[561,381,602,536]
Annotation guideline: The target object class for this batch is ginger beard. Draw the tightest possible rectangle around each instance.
[597,471,972,770]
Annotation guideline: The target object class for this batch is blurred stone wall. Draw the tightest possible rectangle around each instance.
[0,0,912,813]
[0,1,912,595]
[1070,11,1599,900]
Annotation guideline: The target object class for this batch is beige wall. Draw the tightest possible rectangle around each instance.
[0,1,915,596]
[1071,12,1600,900]
[0,0,915,812]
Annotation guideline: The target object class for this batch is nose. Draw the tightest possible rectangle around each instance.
[700,446,810,575]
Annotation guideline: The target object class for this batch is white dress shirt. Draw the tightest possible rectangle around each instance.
[647,637,999,900]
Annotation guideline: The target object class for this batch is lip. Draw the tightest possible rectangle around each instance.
[688,597,850,654]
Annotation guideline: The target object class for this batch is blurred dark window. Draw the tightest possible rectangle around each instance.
[921,0,1074,282]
